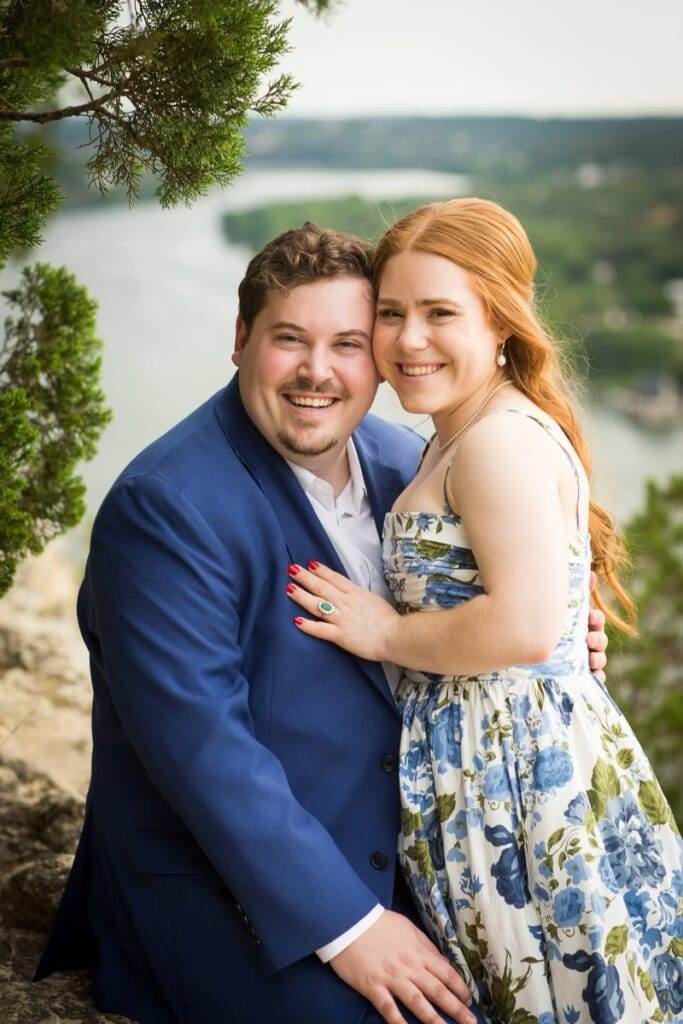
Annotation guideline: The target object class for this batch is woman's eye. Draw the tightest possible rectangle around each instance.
[336,340,360,350]
[377,308,401,319]
[430,308,454,318]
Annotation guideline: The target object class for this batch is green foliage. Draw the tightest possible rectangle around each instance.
[222,192,431,248]
[0,1,306,207]
[607,475,683,825]
[0,264,112,595]
[474,171,683,384]
[581,325,682,384]
[0,386,36,594]
[0,0,334,595]
[0,128,61,264]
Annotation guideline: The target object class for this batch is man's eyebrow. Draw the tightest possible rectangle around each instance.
[335,329,371,342]
[270,322,370,342]
[270,320,307,332]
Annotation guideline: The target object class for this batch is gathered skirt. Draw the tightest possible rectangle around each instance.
[397,669,683,1024]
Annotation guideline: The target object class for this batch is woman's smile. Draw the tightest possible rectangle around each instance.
[398,362,445,378]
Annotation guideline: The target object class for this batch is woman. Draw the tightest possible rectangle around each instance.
[286,198,683,1023]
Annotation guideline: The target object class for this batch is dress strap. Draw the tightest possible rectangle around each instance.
[443,408,588,533]
[417,435,435,474]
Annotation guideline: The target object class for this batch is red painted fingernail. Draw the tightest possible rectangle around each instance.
[294,616,304,626]
[286,583,296,593]
[288,563,299,575]
[308,560,319,571]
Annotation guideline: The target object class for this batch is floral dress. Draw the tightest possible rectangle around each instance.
[383,410,683,1024]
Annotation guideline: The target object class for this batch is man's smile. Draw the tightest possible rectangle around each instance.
[281,392,342,413]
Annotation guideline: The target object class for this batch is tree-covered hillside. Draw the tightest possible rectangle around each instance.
[246,116,683,174]
[222,117,683,389]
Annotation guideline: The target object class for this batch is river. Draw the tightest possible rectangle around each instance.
[3,166,681,547]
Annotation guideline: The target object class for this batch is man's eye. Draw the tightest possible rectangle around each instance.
[336,340,360,349]
[277,334,301,343]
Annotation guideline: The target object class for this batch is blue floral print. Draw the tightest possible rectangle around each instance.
[384,410,683,1023]
[565,854,590,885]
[599,792,666,889]
[482,764,510,800]
[553,887,585,927]
[488,826,531,909]
[533,746,574,791]
[563,950,625,1024]
[650,953,683,1014]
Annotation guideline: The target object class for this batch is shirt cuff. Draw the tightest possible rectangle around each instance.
[316,904,385,963]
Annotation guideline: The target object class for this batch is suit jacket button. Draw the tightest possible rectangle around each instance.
[371,851,388,870]
[381,753,397,773]
[252,935,262,950]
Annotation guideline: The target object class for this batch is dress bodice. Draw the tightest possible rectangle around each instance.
[381,410,593,685]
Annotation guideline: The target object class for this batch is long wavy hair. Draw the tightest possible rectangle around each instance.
[374,197,636,635]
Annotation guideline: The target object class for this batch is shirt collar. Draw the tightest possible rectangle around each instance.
[286,439,367,516]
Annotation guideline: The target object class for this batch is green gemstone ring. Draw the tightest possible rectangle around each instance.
[317,600,336,616]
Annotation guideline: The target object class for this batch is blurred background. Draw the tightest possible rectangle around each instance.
[1,1,681,824]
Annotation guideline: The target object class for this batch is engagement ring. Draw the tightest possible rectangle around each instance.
[317,600,336,616]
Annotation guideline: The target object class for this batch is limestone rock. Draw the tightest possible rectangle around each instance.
[0,547,133,1022]
[0,543,92,797]
[1,854,75,932]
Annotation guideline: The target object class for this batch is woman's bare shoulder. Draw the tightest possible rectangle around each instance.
[453,400,556,467]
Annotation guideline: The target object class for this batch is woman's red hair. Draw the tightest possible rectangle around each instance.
[375,197,636,635]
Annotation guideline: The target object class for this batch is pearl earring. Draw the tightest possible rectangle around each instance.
[496,347,507,367]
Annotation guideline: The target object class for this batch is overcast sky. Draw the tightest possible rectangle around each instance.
[279,0,682,117]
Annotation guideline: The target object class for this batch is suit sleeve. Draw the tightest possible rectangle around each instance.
[87,472,378,972]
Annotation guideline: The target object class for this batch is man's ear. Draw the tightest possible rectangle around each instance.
[232,315,248,368]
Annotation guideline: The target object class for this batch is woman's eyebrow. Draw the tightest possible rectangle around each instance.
[417,297,464,309]
[376,296,464,310]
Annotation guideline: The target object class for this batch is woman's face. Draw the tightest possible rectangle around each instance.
[373,249,502,417]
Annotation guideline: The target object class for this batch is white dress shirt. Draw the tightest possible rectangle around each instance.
[285,440,397,963]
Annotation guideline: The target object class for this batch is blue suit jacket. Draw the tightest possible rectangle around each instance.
[36,377,468,1024]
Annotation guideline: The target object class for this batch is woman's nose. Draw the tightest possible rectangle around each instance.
[397,316,429,351]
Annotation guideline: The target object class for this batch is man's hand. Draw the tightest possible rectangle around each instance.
[587,572,608,682]
[329,910,477,1024]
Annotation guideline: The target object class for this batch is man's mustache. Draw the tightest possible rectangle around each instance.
[280,379,346,399]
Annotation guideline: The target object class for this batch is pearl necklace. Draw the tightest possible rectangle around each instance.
[435,380,513,452]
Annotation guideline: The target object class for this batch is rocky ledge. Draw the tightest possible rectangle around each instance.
[0,547,130,1023]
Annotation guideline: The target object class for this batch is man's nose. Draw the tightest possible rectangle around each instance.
[297,347,335,384]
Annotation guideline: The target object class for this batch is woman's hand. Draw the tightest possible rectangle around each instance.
[286,561,401,662]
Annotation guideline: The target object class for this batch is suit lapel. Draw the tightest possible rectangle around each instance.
[353,428,406,537]
[214,378,402,714]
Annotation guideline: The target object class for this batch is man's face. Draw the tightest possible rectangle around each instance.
[233,276,380,468]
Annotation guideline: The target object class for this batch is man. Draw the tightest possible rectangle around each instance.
[36,223,607,1024]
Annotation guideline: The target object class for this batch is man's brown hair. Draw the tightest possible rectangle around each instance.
[237,221,374,333]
